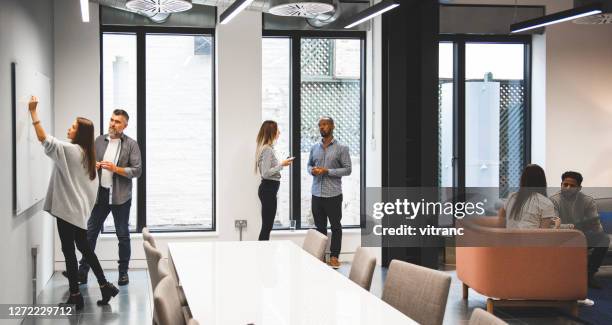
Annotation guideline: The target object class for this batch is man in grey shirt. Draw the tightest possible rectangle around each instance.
[307,117,352,269]
[73,109,142,286]
[550,171,610,289]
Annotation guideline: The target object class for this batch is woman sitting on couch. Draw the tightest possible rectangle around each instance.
[499,164,563,229]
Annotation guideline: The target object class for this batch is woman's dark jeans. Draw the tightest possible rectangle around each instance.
[258,179,280,241]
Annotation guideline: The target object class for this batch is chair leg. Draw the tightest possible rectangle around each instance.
[462,283,469,300]
[486,298,494,313]
[567,302,579,317]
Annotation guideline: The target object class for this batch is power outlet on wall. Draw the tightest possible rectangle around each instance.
[235,220,247,228]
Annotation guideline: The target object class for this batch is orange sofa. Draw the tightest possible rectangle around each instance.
[456,216,588,315]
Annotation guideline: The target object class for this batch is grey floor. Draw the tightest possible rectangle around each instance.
[22,270,152,325]
[23,264,611,325]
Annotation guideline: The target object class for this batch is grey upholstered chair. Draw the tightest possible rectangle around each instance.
[302,229,328,261]
[142,227,157,248]
[382,260,451,325]
[157,259,191,324]
[469,308,508,325]
[144,241,164,291]
[348,247,377,291]
[158,258,169,279]
[154,276,186,325]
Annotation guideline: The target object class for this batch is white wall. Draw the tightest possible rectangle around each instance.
[0,0,55,322]
[448,0,612,187]
[543,2,612,187]
[215,9,263,242]
[53,2,384,270]
[54,0,101,136]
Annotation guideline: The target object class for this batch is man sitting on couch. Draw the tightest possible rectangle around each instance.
[550,171,610,289]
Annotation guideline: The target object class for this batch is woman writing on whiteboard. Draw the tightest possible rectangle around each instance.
[28,96,119,310]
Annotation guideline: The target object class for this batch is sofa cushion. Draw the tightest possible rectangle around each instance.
[601,212,612,234]
[595,197,612,214]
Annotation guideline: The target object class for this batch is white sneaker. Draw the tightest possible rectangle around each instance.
[578,298,595,306]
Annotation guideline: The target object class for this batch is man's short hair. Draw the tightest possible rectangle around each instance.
[562,171,583,186]
[113,109,130,122]
[319,116,334,125]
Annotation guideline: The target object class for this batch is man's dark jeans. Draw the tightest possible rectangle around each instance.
[312,194,343,258]
[79,187,131,275]
[585,230,610,277]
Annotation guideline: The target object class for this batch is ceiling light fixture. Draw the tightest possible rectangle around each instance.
[125,0,193,14]
[268,1,334,18]
[343,0,400,29]
[220,0,255,24]
[80,0,90,22]
[510,3,602,33]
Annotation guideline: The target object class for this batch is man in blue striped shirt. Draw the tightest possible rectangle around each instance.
[307,117,352,269]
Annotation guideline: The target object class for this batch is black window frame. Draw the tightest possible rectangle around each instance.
[438,34,532,192]
[262,30,367,230]
[100,25,216,234]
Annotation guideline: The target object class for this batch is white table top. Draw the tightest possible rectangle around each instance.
[168,241,416,325]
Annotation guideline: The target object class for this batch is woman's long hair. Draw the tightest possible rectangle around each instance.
[255,120,278,173]
[509,164,548,220]
[72,117,97,181]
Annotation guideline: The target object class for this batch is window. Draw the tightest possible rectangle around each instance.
[262,33,365,229]
[101,27,215,232]
[101,33,138,232]
[262,37,291,229]
[438,36,530,197]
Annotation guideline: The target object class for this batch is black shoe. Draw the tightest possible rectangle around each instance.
[118,273,129,286]
[97,283,120,306]
[61,271,88,284]
[588,276,603,289]
[59,292,84,310]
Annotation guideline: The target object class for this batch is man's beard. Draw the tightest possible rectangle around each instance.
[109,127,120,137]
[561,188,579,198]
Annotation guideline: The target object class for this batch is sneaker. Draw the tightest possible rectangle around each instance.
[578,298,595,306]
[118,273,129,286]
[61,271,88,284]
[328,256,341,269]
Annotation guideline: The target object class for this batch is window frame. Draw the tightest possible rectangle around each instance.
[100,25,216,233]
[262,30,367,230]
[437,34,532,191]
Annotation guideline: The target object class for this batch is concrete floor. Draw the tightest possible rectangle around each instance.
[24,264,611,325]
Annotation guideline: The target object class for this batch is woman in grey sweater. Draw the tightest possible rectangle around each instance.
[28,96,119,310]
[255,120,293,240]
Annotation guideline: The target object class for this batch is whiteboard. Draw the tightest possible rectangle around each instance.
[12,62,52,215]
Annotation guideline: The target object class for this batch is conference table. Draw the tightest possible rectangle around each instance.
[167,241,417,325]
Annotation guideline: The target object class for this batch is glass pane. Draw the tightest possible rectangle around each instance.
[300,38,362,228]
[438,42,453,188]
[145,34,214,230]
[262,38,291,228]
[101,33,138,232]
[465,43,525,196]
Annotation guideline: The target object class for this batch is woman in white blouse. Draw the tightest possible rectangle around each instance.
[499,164,561,229]
[255,120,293,240]
[28,96,119,310]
